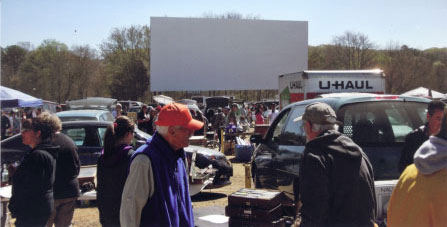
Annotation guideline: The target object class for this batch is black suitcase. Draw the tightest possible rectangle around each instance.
[225,204,283,221]
[228,188,285,210]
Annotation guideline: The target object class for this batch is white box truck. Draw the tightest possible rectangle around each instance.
[279,69,386,108]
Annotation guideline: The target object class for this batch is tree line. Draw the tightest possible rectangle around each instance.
[309,31,447,94]
[2,28,446,104]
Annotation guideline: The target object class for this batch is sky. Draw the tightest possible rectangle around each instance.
[1,0,447,50]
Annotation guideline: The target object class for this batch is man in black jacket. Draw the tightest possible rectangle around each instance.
[295,102,377,227]
[398,100,445,173]
[46,116,81,227]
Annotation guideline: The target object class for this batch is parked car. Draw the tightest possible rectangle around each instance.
[128,106,142,113]
[191,96,209,109]
[250,93,430,224]
[118,100,143,112]
[204,96,231,120]
[176,99,201,113]
[66,97,117,111]
[1,121,232,189]
[57,97,116,122]
[56,109,114,122]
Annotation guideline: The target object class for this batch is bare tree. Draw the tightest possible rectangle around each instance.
[1,45,28,86]
[432,61,447,91]
[101,25,150,101]
[331,31,376,69]
[101,25,150,66]
[202,11,261,20]
[67,45,100,100]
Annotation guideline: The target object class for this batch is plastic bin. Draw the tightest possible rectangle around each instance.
[235,145,254,162]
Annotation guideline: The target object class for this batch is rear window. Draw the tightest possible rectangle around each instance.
[338,101,427,144]
[337,101,428,180]
[62,128,86,146]
[62,126,106,147]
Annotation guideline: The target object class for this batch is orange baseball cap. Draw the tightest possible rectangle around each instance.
[155,103,204,130]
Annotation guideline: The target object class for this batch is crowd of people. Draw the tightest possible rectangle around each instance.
[6,103,203,227]
[1,108,45,140]
[3,99,447,227]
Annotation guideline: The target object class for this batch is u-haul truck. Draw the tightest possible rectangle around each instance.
[279,69,386,108]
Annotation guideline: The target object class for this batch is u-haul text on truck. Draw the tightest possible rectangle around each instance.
[279,69,386,108]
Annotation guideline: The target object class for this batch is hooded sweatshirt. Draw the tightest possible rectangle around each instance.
[413,136,447,175]
[8,143,59,220]
[387,136,447,227]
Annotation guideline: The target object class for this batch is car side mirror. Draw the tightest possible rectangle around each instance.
[250,134,263,144]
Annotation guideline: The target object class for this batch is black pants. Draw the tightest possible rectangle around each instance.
[15,215,50,227]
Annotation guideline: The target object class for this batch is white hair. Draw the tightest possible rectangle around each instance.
[156,125,169,136]
[307,121,339,133]
[156,125,184,136]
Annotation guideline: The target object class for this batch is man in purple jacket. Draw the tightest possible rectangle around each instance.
[120,103,203,227]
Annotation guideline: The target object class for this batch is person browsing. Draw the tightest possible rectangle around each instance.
[97,116,136,226]
[120,103,203,227]
[295,102,377,227]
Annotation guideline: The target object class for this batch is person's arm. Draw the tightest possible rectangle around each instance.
[299,153,330,226]
[120,155,154,227]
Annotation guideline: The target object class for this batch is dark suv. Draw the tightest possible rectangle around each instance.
[250,93,430,223]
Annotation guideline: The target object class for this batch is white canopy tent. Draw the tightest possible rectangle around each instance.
[401,87,446,99]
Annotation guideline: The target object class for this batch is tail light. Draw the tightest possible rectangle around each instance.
[375,96,398,100]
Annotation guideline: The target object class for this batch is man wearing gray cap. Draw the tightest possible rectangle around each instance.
[295,102,377,227]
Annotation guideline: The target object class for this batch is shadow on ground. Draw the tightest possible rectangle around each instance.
[191,192,227,202]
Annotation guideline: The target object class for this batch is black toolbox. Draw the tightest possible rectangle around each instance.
[225,204,283,221]
[228,188,285,210]
[227,188,293,227]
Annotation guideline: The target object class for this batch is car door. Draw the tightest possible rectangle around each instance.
[253,107,291,189]
[62,126,105,165]
[272,104,307,199]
